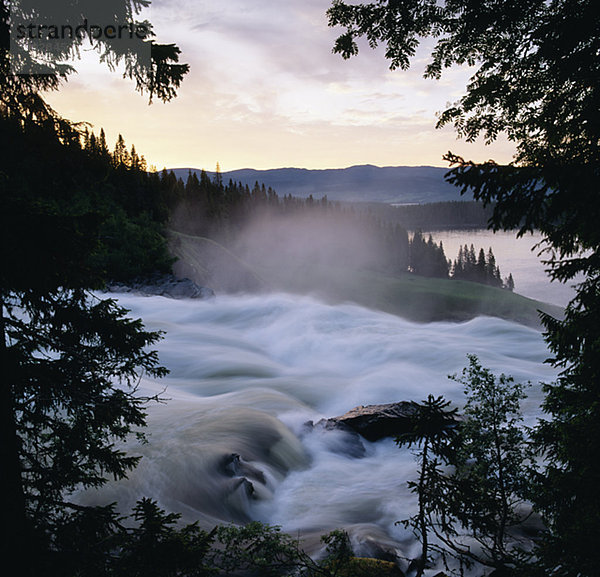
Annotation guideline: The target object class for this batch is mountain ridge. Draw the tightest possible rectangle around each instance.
[168,164,473,205]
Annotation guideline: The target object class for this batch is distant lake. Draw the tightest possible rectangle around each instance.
[425,229,579,307]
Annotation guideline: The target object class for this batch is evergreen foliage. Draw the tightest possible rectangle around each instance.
[409,232,450,278]
[1,0,189,119]
[171,172,465,281]
[0,246,168,575]
[0,117,176,283]
[397,358,536,576]
[1,1,188,570]
[380,200,495,230]
[113,499,214,577]
[451,244,505,288]
[0,112,190,572]
[52,499,214,577]
[395,395,459,577]
[48,509,405,577]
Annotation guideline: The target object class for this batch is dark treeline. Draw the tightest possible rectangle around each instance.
[362,200,495,230]
[409,230,450,277]
[410,233,513,288]
[452,244,514,290]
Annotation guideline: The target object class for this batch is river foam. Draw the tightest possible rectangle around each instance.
[80,292,557,557]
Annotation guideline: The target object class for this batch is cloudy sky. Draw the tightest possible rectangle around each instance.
[44,0,516,171]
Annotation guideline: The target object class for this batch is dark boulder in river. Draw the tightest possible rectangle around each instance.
[106,274,215,299]
[321,402,420,442]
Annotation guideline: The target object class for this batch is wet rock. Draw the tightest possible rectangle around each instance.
[106,273,215,299]
[324,402,420,442]
[231,476,255,498]
[220,453,267,485]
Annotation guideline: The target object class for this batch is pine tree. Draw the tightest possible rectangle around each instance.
[98,128,109,157]
[468,244,476,270]
[395,396,459,577]
[214,162,223,189]
[88,132,98,155]
[113,134,127,166]
[476,247,486,282]
[130,144,139,170]
[453,245,465,279]
[486,248,503,287]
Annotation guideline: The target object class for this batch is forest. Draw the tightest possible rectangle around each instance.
[363,200,495,230]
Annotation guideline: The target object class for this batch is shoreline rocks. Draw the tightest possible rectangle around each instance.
[105,273,215,299]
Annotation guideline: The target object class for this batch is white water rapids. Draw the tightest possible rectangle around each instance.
[79,291,558,559]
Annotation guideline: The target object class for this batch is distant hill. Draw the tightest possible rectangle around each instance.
[168,165,473,205]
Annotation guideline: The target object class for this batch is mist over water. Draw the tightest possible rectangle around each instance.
[231,209,392,278]
[81,291,557,558]
[171,204,401,295]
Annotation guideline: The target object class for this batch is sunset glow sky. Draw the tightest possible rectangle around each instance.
[44,0,516,172]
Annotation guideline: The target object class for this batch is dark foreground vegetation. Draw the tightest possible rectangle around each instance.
[2,108,553,574]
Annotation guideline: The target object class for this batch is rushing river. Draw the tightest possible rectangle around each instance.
[79,290,559,560]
